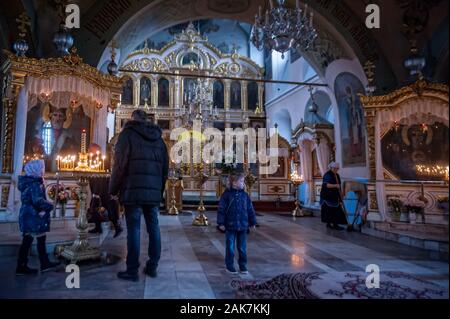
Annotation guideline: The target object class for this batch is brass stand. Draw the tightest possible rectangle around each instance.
[59,173,108,263]
[292,181,304,217]
[193,172,209,226]
[168,177,179,215]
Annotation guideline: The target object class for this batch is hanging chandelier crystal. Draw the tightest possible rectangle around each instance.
[179,77,219,126]
[251,0,318,59]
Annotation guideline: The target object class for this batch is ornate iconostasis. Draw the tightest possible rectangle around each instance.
[112,23,293,202]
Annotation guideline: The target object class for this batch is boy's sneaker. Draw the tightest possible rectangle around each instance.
[16,265,38,276]
[226,267,238,274]
[239,266,249,274]
[41,261,61,273]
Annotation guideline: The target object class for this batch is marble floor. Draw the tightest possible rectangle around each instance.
[0,211,448,299]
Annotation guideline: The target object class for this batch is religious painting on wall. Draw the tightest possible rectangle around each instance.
[334,72,366,167]
[230,81,241,109]
[25,103,91,172]
[247,81,258,111]
[158,78,170,106]
[122,77,134,105]
[140,77,152,106]
[213,80,225,108]
[266,156,286,178]
[381,122,449,181]
[182,52,200,66]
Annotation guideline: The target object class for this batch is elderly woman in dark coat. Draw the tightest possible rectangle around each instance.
[16,160,60,275]
[320,162,348,230]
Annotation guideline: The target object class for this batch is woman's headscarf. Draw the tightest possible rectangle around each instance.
[328,161,340,170]
[24,159,45,178]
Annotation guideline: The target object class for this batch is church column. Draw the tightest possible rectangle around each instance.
[1,71,24,174]
[134,77,139,108]
[257,82,264,112]
[241,81,248,111]
[365,110,377,180]
[152,77,158,108]
[224,80,231,110]
[174,73,181,109]
[364,107,383,221]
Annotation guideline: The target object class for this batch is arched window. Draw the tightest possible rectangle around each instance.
[42,121,53,155]
[213,80,224,109]
[158,78,170,106]
[247,81,258,111]
[140,77,152,105]
[121,77,134,105]
[230,81,241,109]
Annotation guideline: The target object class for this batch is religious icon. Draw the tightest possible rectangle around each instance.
[140,77,152,105]
[158,78,170,106]
[247,81,258,111]
[25,103,90,172]
[122,78,134,105]
[382,122,449,180]
[213,80,224,108]
[230,81,241,109]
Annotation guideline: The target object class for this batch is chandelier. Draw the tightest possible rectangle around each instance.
[251,0,318,59]
[179,77,219,126]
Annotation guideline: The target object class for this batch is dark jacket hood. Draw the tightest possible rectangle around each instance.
[18,175,43,192]
[124,120,162,141]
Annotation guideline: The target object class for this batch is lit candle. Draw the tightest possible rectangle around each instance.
[81,129,87,153]
[310,12,314,27]
[258,5,262,17]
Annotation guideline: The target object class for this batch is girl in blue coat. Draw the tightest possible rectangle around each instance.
[16,160,60,275]
[217,173,257,274]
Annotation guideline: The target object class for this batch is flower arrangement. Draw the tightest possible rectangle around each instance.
[57,189,70,205]
[48,184,65,201]
[387,197,403,218]
[404,198,425,215]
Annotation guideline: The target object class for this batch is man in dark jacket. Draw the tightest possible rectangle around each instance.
[109,110,168,282]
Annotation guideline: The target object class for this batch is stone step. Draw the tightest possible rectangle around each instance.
[362,223,449,261]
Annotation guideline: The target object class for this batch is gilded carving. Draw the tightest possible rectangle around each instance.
[369,192,378,210]
[1,184,10,207]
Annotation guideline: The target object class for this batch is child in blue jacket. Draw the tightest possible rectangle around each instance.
[16,160,60,275]
[217,173,256,274]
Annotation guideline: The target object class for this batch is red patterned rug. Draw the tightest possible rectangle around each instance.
[230,272,448,299]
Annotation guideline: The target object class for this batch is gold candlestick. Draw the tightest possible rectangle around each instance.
[168,177,179,215]
[193,169,209,226]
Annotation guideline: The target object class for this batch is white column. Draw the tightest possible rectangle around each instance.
[93,106,108,153]
[6,86,28,220]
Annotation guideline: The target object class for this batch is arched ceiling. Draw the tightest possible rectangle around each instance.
[1,0,448,90]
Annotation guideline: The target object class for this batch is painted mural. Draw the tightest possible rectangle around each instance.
[334,72,366,167]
